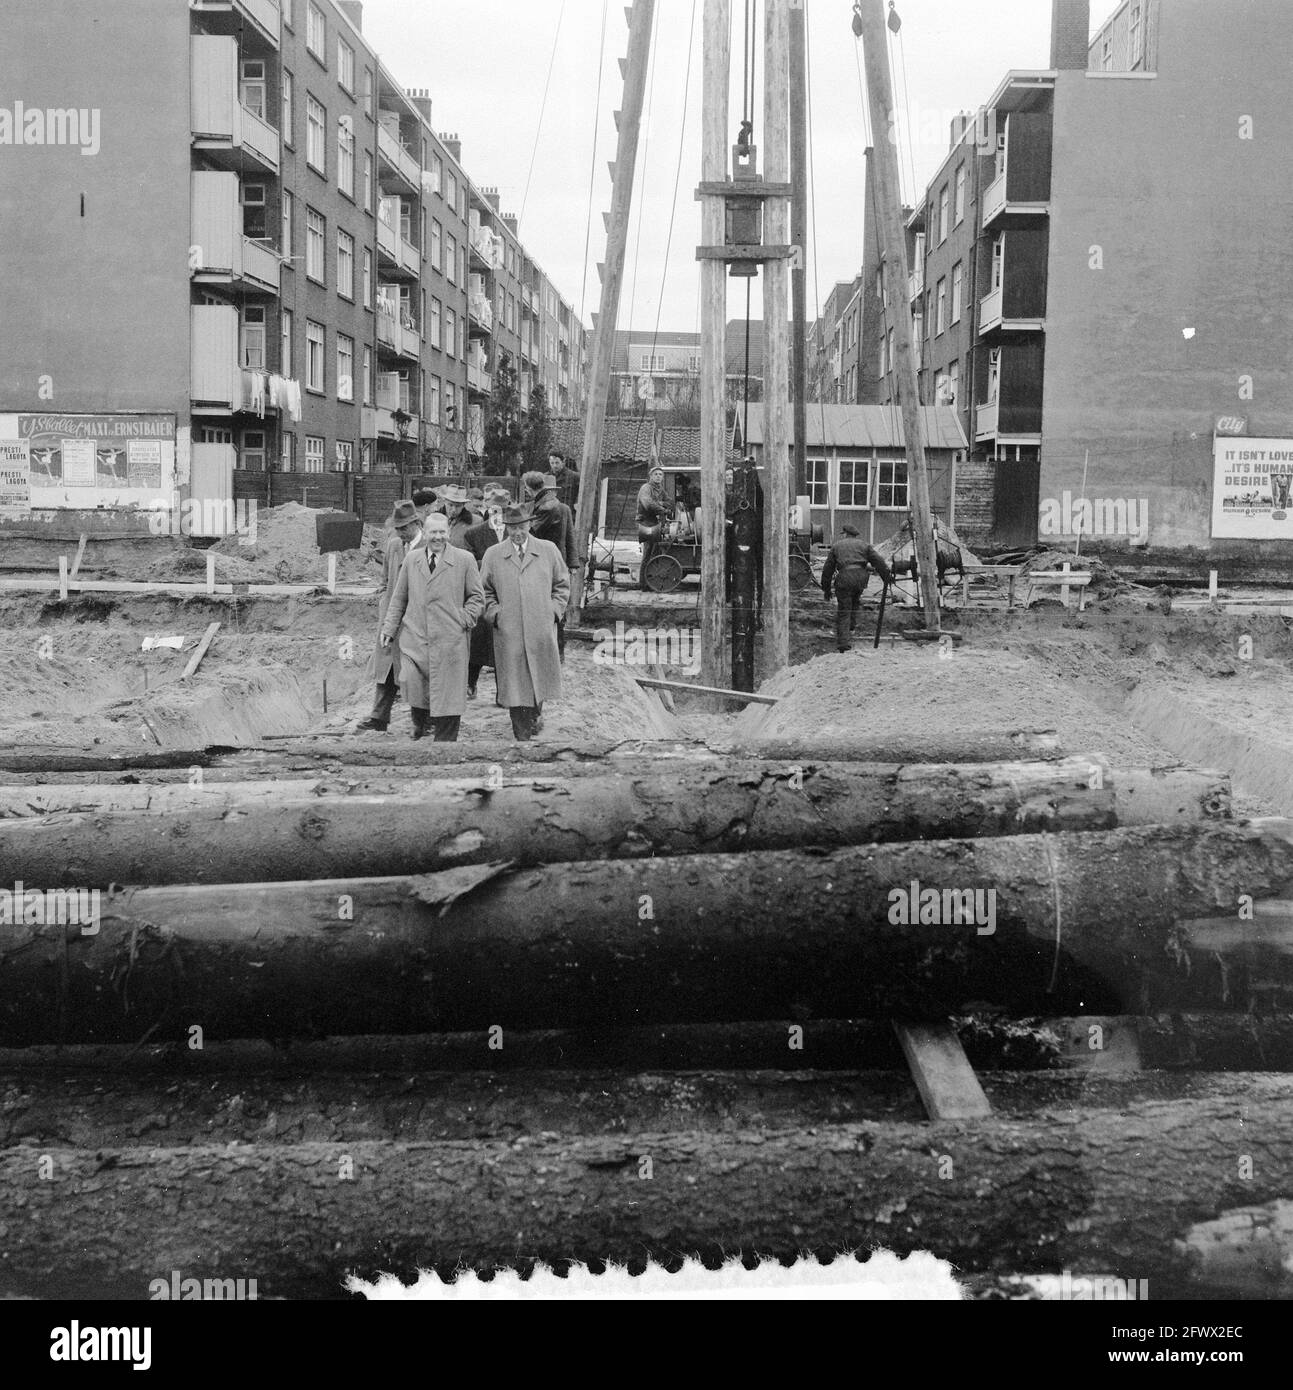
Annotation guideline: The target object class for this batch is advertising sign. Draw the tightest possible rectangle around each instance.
[0,440,30,514]
[1211,437,1293,539]
[0,414,177,502]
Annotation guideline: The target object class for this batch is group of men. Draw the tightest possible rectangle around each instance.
[359,455,580,742]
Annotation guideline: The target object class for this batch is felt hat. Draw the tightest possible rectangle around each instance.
[437,484,469,505]
[501,502,535,525]
[538,473,558,492]
[390,499,420,528]
[484,485,513,506]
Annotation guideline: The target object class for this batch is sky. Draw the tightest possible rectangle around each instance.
[359,1,1113,335]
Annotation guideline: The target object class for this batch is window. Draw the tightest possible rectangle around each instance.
[337,334,354,401]
[427,376,440,429]
[429,152,442,196]
[306,95,326,173]
[364,69,375,117]
[879,334,887,378]
[337,37,355,93]
[935,277,947,335]
[362,346,373,405]
[337,115,355,196]
[991,234,1004,291]
[240,60,266,119]
[241,181,266,239]
[640,354,666,371]
[954,166,966,225]
[458,317,466,360]
[445,233,457,286]
[876,459,909,509]
[949,359,960,408]
[307,2,326,62]
[444,308,456,359]
[430,219,442,272]
[305,435,324,472]
[305,207,325,282]
[362,248,372,308]
[241,430,266,472]
[281,70,294,145]
[460,244,467,289]
[306,320,325,393]
[938,186,949,243]
[935,369,950,404]
[986,346,1001,402]
[459,186,466,220]
[447,171,457,209]
[951,262,963,324]
[1130,4,1144,64]
[281,188,294,258]
[335,440,353,471]
[837,459,870,509]
[887,328,894,374]
[282,0,293,28]
[336,229,354,299]
[280,307,293,377]
[429,297,442,349]
[1101,33,1114,70]
[362,152,372,211]
[241,305,266,369]
[280,432,295,471]
[806,458,829,507]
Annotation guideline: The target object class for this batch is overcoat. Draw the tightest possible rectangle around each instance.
[371,529,411,686]
[381,542,484,715]
[462,517,507,670]
[480,536,570,707]
[530,495,579,569]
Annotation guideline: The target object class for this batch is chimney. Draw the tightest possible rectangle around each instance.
[337,0,363,32]
[438,131,461,163]
[484,186,500,212]
[409,87,432,125]
[502,213,519,238]
[1050,0,1091,70]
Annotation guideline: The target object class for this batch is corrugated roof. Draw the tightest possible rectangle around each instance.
[740,404,968,451]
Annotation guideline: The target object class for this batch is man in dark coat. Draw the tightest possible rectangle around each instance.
[357,499,422,731]
[461,485,511,699]
[547,451,578,511]
[820,523,894,653]
[437,484,478,550]
[635,463,673,587]
[524,470,579,659]
[480,501,570,741]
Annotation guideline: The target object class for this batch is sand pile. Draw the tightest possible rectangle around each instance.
[1020,548,1128,597]
[206,502,385,584]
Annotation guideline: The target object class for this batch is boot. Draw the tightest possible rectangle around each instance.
[357,682,396,731]
[411,708,431,740]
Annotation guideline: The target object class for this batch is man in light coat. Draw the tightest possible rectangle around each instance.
[357,499,422,732]
[381,511,484,741]
[480,501,569,741]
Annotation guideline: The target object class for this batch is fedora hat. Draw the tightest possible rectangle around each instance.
[390,499,419,528]
[484,485,512,506]
[538,473,559,492]
[501,501,535,525]
[437,484,469,505]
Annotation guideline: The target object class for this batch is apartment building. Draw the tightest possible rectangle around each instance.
[0,0,586,530]
[860,0,1293,554]
[806,277,865,404]
[608,324,768,418]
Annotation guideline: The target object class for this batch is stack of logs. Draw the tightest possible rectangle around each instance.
[1,734,1291,1299]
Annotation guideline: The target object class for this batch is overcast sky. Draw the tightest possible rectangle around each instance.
[361,1,1111,334]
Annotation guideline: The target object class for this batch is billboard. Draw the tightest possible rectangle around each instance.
[0,413,176,509]
[1211,436,1293,539]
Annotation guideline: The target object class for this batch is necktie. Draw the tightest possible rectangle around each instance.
[428,550,437,575]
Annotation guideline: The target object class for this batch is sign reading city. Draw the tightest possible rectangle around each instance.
[1211,436,1293,539]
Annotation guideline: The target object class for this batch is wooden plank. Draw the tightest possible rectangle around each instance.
[68,533,88,578]
[181,621,221,679]
[634,675,777,705]
[894,1022,993,1120]
[58,554,68,601]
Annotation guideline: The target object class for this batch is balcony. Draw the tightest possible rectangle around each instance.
[469,224,496,272]
[191,172,280,295]
[978,284,1045,339]
[908,265,924,300]
[191,305,300,416]
[189,0,280,49]
[376,216,397,262]
[191,37,280,176]
[467,294,494,335]
[377,123,420,195]
[982,168,1050,230]
[979,285,1004,333]
[375,315,420,361]
[466,362,491,397]
[975,399,998,441]
[520,285,538,317]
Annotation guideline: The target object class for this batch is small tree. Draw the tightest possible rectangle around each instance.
[483,354,524,475]
[522,383,553,473]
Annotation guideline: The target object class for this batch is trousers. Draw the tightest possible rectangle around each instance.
[832,571,868,649]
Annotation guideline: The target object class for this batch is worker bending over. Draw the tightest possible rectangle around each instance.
[821,523,894,653]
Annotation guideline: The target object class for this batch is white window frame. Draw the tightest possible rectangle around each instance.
[306,94,326,174]
[305,319,325,393]
[363,152,372,211]
[362,346,373,405]
[992,234,1005,292]
[986,346,1001,403]
[239,59,267,119]
[429,297,442,349]
[362,248,372,309]
[337,334,354,401]
[837,457,871,509]
[280,307,293,377]
[337,37,355,93]
[305,207,325,283]
[337,228,355,300]
[938,186,949,243]
[444,308,456,360]
[304,435,325,473]
[949,359,960,409]
[241,304,266,369]
[280,431,295,471]
[241,429,267,472]
[430,153,442,196]
[1130,3,1144,64]
[876,458,909,511]
[430,219,442,272]
[951,262,963,324]
[805,457,829,508]
[447,172,457,209]
[281,69,294,146]
[954,166,966,225]
[337,115,355,197]
[935,277,947,335]
[307,2,326,62]
[335,440,353,472]
[445,233,457,286]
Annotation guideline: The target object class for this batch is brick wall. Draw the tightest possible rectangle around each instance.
[1050,0,1092,70]
[954,458,996,550]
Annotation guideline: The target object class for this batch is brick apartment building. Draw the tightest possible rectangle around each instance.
[0,0,587,530]
[855,0,1293,555]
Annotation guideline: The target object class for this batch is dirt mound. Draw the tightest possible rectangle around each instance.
[204,502,386,585]
[1020,548,1128,598]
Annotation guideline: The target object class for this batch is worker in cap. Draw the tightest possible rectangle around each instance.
[357,500,423,732]
[635,463,674,588]
[479,500,570,741]
[821,522,894,653]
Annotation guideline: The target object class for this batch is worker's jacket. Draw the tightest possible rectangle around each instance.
[636,483,673,527]
[821,536,894,595]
